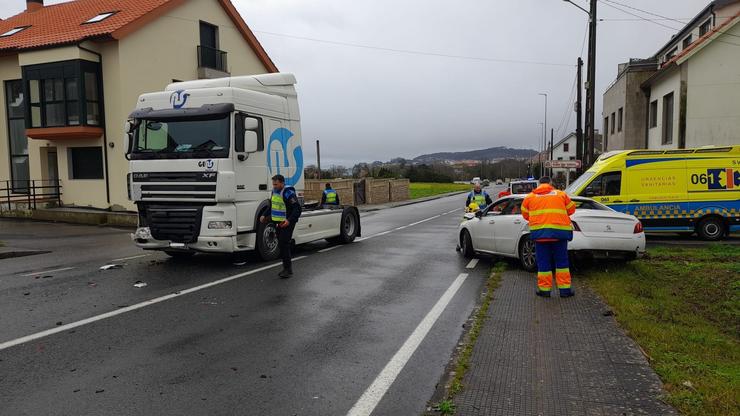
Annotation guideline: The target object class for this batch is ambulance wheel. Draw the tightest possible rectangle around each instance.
[338,208,359,244]
[697,216,725,241]
[518,235,538,272]
[460,230,475,259]
[256,220,280,261]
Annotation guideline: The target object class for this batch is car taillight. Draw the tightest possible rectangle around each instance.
[634,221,644,233]
[572,221,581,232]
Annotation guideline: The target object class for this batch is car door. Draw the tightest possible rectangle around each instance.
[494,199,526,255]
[471,199,511,252]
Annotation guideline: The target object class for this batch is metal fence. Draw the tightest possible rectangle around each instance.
[0,180,62,211]
[197,45,228,72]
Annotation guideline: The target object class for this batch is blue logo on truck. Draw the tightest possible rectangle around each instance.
[170,90,190,109]
[266,128,303,186]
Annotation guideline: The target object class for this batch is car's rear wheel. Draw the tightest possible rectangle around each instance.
[697,216,725,241]
[518,235,537,272]
[460,230,475,258]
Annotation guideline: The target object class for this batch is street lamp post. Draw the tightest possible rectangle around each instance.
[538,93,548,176]
[563,0,597,168]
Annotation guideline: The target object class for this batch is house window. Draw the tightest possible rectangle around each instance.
[662,92,674,145]
[0,26,30,37]
[611,112,616,134]
[68,147,104,179]
[563,143,569,152]
[604,117,609,138]
[570,156,576,160]
[23,60,103,129]
[666,47,678,61]
[650,100,658,128]
[700,19,712,36]
[198,21,227,71]
[557,157,563,160]
[683,35,693,49]
[83,12,117,24]
[618,108,623,132]
[5,80,29,193]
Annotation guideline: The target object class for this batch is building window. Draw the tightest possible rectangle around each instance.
[700,19,712,36]
[650,100,658,128]
[68,147,104,179]
[5,80,29,193]
[83,12,117,25]
[662,92,674,145]
[198,21,227,72]
[618,108,623,132]
[563,143,569,152]
[665,47,678,61]
[604,117,609,138]
[0,26,30,37]
[683,35,693,49]
[23,60,103,129]
[611,112,616,134]
[569,156,576,160]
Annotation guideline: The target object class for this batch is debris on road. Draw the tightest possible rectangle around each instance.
[88,282,97,288]
[133,281,148,288]
[233,261,247,266]
[100,264,123,271]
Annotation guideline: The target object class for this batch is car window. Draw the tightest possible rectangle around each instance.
[583,172,622,197]
[502,199,523,215]
[511,182,536,194]
[573,200,612,211]
[489,199,510,214]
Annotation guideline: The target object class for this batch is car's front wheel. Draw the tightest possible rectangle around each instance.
[518,235,537,272]
[460,230,475,259]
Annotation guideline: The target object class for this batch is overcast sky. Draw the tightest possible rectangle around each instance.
[2,0,708,166]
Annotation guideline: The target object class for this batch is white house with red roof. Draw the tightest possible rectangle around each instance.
[0,0,277,210]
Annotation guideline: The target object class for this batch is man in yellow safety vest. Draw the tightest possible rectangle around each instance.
[321,183,340,207]
[260,174,302,278]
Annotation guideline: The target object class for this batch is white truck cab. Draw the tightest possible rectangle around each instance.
[125,73,360,259]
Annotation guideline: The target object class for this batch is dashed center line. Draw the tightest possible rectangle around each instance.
[111,254,152,262]
[318,246,342,253]
[21,267,75,277]
[466,259,479,269]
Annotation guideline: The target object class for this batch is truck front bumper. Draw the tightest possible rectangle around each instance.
[132,227,255,253]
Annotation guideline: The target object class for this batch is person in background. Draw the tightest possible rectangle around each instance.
[260,174,302,278]
[321,183,340,207]
[465,182,492,209]
[521,176,576,298]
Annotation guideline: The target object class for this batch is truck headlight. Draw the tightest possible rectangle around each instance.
[134,227,152,240]
[208,221,233,230]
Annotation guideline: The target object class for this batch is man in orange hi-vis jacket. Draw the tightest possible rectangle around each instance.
[521,177,577,298]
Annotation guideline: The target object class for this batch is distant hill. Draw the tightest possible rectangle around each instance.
[413,146,537,163]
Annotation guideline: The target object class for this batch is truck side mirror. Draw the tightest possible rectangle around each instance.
[244,131,259,153]
[244,117,259,131]
[123,120,135,159]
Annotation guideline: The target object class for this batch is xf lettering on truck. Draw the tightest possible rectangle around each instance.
[690,169,740,190]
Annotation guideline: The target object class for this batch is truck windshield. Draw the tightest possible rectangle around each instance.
[130,115,230,159]
[565,172,594,195]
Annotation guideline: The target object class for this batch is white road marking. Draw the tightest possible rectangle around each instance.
[21,267,75,277]
[0,256,307,352]
[347,273,470,416]
[318,246,341,253]
[111,254,152,262]
[352,208,456,243]
[466,259,479,269]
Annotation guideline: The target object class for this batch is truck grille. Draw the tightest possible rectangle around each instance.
[143,205,204,243]
[132,172,218,202]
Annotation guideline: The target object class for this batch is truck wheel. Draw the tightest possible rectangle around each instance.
[460,230,475,259]
[697,216,725,241]
[164,250,194,259]
[337,208,359,244]
[518,235,537,272]
[256,220,280,261]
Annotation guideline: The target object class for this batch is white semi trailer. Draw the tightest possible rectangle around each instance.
[124,73,360,259]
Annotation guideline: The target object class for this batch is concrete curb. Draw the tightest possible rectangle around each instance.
[0,209,137,227]
[359,191,467,213]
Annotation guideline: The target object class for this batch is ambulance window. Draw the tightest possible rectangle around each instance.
[583,172,622,197]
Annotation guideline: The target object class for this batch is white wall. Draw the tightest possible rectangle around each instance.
[647,69,681,149]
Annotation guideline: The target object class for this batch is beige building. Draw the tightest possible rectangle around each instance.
[0,0,277,210]
[603,0,740,151]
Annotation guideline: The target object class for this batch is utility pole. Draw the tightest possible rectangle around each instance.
[550,128,554,177]
[576,57,584,174]
[316,139,321,180]
[585,0,597,168]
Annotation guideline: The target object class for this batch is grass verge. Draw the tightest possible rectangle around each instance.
[410,183,471,200]
[582,244,740,416]
[429,261,507,415]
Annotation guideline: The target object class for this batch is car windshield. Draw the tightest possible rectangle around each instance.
[565,172,594,195]
[130,115,230,160]
[511,182,536,194]
[573,199,613,211]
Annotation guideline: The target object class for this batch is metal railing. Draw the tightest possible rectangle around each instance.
[0,180,62,211]
[197,45,228,72]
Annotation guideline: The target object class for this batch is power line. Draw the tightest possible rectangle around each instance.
[600,17,691,22]
[253,30,575,67]
[597,0,683,31]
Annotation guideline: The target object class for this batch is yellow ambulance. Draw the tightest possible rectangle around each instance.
[566,145,740,240]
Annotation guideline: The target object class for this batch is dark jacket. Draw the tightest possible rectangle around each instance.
[276,186,302,224]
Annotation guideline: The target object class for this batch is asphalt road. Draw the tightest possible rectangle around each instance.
[0,194,490,416]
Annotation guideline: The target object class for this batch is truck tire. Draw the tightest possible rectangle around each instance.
[518,235,537,272]
[697,216,725,241]
[256,220,281,261]
[460,230,475,259]
[337,208,360,244]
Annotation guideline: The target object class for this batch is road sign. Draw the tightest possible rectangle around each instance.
[544,160,582,169]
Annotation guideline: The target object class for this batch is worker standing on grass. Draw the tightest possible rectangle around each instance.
[465,182,492,209]
[260,174,302,279]
[521,176,576,298]
[321,183,340,207]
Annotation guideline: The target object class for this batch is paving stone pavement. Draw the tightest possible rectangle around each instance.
[454,269,677,416]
